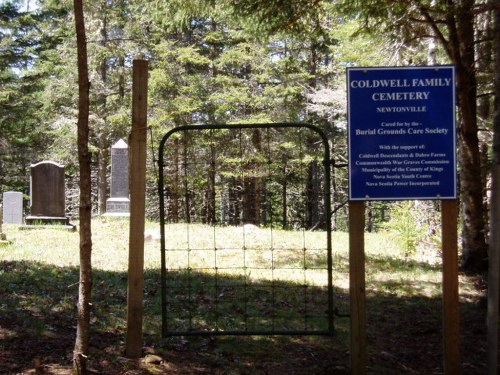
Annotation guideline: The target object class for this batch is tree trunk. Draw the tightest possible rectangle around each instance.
[171,138,180,222]
[73,0,93,373]
[228,177,241,225]
[207,162,216,224]
[487,2,500,372]
[448,1,488,271]
[242,129,262,225]
[243,177,260,224]
[203,137,216,224]
[97,7,109,215]
[427,0,437,65]
[182,132,191,223]
[306,159,321,229]
[97,144,109,214]
[282,164,288,229]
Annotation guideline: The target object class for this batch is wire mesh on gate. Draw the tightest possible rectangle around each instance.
[158,123,334,337]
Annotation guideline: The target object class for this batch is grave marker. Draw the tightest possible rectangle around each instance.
[2,191,23,224]
[24,161,75,230]
[105,139,130,216]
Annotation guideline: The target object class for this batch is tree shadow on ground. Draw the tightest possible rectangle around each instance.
[0,259,490,374]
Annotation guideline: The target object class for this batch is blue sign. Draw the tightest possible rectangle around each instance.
[348,66,456,200]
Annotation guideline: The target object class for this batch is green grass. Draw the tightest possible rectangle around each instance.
[0,219,447,334]
[0,219,486,374]
[1,220,445,293]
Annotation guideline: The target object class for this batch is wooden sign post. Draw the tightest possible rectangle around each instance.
[349,201,367,374]
[441,199,460,374]
[347,66,460,374]
[348,200,460,374]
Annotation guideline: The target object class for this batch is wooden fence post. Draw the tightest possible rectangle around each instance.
[125,59,148,358]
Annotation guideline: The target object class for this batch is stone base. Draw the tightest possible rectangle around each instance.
[104,197,130,217]
[102,212,130,218]
[22,216,76,231]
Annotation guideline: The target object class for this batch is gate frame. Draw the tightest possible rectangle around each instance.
[158,122,335,337]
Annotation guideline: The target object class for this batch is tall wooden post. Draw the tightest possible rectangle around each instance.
[441,199,460,374]
[349,201,367,375]
[125,59,148,358]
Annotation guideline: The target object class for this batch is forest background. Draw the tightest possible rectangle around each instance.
[0,1,498,271]
[1,0,500,373]
[1,0,498,272]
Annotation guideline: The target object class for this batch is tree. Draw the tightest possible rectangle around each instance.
[231,0,494,271]
[0,1,70,193]
[87,0,131,215]
[487,1,500,372]
[355,0,492,271]
[73,0,93,373]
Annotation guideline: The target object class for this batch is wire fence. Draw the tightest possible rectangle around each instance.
[158,123,335,336]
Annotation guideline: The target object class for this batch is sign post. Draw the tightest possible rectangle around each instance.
[349,201,366,374]
[347,66,459,374]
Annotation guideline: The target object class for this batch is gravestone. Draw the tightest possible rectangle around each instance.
[105,139,130,216]
[3,191,23,224]
[24,161,75,229]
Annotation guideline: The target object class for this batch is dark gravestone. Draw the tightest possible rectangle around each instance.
[25,161,75,229]
[105,139,130,216]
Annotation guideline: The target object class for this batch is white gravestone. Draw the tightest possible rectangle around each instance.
[2,191,23,224]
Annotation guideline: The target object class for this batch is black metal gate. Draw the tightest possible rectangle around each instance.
[158,123,334,337]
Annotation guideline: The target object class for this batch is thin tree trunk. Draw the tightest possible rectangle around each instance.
[206,152,216,224]
[182,133,191,223]
[97,144,109,214]
[97,7,108,215]
[73,0,93,373]
[171,138,179,222]
[119,56,125,99]
[282,165,288,229]
[228,177,241,225]
[427,0,437,65]
[242,129,261,225]
[306,160,321,229]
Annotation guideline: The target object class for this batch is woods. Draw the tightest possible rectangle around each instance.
[1,0,496,268]
[0,0,499,372]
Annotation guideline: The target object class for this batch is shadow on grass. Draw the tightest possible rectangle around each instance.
[0,259,488,374]
[0,260,349,374]
[365,254,442,273]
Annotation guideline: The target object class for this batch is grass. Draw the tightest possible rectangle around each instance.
[0,218,488,374]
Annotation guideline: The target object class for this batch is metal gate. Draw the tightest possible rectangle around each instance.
[158,123,334,337]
